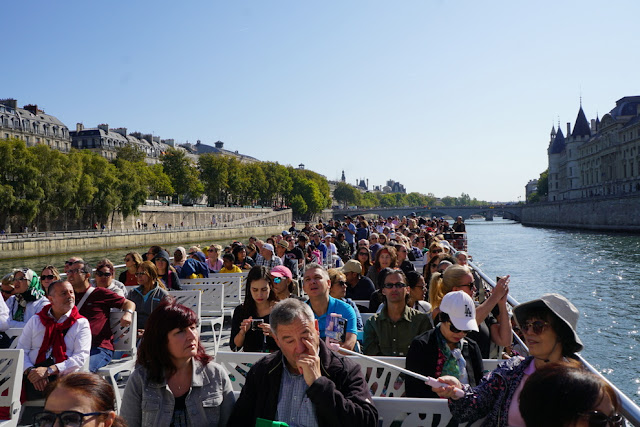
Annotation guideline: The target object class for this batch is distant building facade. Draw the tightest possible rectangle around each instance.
[547,96,640,201]
[525,179,538,200]
[70,124,169,164]
[0,99,71,151]
[181,140,257,163]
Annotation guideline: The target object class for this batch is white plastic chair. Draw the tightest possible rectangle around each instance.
[179,284,225,354]
[0,349,24,427]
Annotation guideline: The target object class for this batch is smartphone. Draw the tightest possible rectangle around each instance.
[251,319,264,331]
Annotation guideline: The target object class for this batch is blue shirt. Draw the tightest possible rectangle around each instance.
[308,296,358,338]
[343,223,356,244]
[276,357,318,427]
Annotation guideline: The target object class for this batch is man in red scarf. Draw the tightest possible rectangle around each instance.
[16,280,91,393]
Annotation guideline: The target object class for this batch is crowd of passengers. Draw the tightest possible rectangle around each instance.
[0,214,625,426]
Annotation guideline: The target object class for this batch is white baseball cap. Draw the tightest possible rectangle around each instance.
[439,291,479,332]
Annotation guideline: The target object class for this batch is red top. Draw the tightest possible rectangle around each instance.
[75,287,127,351]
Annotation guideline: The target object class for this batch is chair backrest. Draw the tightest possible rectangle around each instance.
[5,328,23,350]
[110,310,137,353]
[179,284,224,317]
[169,290,202,331]
[361,312,375,325]
[0,349,24,423]
[373,396,485,427]
[181,277,242,308]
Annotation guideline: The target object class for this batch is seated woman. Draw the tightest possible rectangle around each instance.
[366,246,397,290]
[405,291,483,398]
[328,268,363,331]
[39,265,61,295]
[230,266,278,352]
[206,244,224,272]
[119,251,143,287]
[434,293,584,426]
[406,271,432,323]
[127,261,170,338]
[0,268,48,333]
[519,360,623,427]
[270,266,298,301]
[152,250,181,290]
[35,372,126,427]
[354,247,372,276]
[121,299,235,426]
[429,264,511,359]
[91,259,127,297]
[233,245,255,270]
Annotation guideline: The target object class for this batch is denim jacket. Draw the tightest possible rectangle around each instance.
[121,359,235,427]
[448,356,532,427]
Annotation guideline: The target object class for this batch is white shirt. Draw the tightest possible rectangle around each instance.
[16,307,91,375]
[0,298,8,330]
[0,296,49,330]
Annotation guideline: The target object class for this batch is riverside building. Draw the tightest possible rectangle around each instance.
[547,96,640,201]
[0,98,71,151]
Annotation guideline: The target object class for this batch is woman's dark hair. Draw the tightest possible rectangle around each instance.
[406,270,423,288]
[232,245,246,260]
[243,265,276,315]
[137,298,211,383]
[521,307,581,356]
[519,360,619,427]
[44,372,126,427]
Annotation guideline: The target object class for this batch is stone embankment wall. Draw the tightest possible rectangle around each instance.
[521,195,640,232]
[0,208,292,259]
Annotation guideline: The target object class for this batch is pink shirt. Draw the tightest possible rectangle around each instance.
[507,360,537,426]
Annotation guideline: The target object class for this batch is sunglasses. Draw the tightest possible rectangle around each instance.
[358,252,369,256]
[430,248,443,253]
[449,321,472,334]
[95,271,112,277]
[334,280,347,287]
[578,411,624,427]
[522,320,550,335]
[207,248,215,252]
[188,252,197,256]
[273,277,284,284]
[64,261,75,265]
[33,410,110,427]
[383,282,407,289]
[40,274,56,281]
[124,258,132,262]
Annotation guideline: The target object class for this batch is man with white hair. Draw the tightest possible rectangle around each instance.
[228,298,377,426]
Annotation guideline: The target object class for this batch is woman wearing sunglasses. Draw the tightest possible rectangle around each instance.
[354,248,372,276]
[435,293,585,427]
[406,291,484,398]
[39,265,61,295]
[34,372,125,427]
[520,360,624,427]
[118,252,143,287]
[1,268,48,331]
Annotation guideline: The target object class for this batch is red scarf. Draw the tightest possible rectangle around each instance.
[35,305,84,365]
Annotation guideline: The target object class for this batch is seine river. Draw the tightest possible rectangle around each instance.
[1,221,639,403]
[466,218,640,404]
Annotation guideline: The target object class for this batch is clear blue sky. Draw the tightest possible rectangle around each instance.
[5,1,639,202]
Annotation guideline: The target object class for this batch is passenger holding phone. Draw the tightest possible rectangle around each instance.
[230,266,279,352]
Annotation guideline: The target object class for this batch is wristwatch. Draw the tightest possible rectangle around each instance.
[46,366,56,377]
[123,309,134,315]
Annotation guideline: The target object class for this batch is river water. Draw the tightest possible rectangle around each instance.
[1,222,639,403]
[466,218,640,404]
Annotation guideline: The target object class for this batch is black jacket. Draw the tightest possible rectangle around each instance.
[405,327,484,398]
[228,340,378,427]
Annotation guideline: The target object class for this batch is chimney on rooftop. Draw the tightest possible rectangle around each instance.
[566,122,571,138]
[591,119,596,133]
[76,123,84,132]
[98,124,109,133]
[23,104,39,115]
[0,99,18,109]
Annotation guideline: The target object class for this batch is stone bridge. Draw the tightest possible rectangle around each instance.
[331,205,523,222]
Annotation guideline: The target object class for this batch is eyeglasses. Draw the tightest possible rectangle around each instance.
[521,320,550,335]
[458,282,475,289]
[207,248,215,252]
[12,277,28,283]
[135,272,147,277]
[448,322,472,334]
[334,280,347,287]
[40,275,55,281]
[188,252,196,256]
[64,261,75,265]
[66,268,83,275]
[273,277,284,284]
[383,282,407,289]
[578,411,624,427]
[33,410,110,427]
[95,271,112,277]
[124,258,132,262]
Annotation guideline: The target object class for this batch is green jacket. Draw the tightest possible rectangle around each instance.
[363,305,432,356]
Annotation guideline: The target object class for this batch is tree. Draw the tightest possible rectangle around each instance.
[333,182,360,208]
[199,153,228,205]
[146,163,174,200]
[441,196,456,206]
[537,169,549,197]
[160,148,203,204]
[115,144,146,163]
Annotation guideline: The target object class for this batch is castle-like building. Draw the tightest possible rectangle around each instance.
[547,96,640,201]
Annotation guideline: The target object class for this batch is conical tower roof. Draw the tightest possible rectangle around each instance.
[549,127,566,154]
[572,106,591,137]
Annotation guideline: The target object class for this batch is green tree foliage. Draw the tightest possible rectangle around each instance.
[199,153,229,205]
[537,169,548,197]
[146,163,174,199]
[359,192,379,208]
[333,182,360,208]
[160,148,204,203]
[115,144,146,163]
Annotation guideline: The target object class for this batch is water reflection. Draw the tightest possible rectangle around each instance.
[467,218,640,402]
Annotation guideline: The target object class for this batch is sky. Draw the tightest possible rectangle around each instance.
[4,1,639,202]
